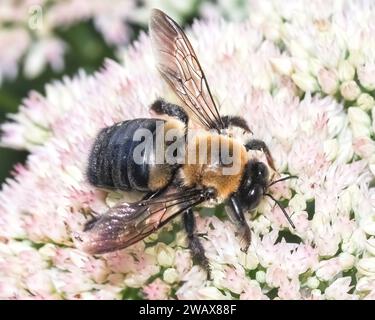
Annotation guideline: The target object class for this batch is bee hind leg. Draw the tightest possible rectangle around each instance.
[183,209,211,277]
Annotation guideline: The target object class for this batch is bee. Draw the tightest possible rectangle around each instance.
[77,9,296,272]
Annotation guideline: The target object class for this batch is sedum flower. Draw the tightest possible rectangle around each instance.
[317,67,339,95]
[348,107,372,138]
[357,93,374,113]
[0,0,202,83]
[340,81,361,101]
[143,279,171,300]
[1,3,375,300]
[338,60,355,82]
[163,268,179,284]
[154,243,175,267]
[0,28,30,84]
[357,63,375,91]
[357,258,375,277]
[324,277,358,300]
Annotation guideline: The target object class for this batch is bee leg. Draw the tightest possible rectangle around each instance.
[225,195,251,252]
[150,99,189,125]
[141,187,167,201]
[245,139,275,171]
[183,209,211,276]
[221,115,252,134]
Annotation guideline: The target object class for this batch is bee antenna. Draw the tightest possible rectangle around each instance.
[268,175,298,188]
[265,193,296,229]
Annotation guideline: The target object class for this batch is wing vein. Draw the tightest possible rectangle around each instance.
[150,9,224,131]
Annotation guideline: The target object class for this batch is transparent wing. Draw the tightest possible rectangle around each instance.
[149,9,224,132]
[76,189,206,254]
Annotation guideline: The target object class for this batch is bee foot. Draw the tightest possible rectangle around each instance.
[239,226,251,253]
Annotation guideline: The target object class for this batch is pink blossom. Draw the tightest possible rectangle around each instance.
[143,279,171,300]
[214,266,246,294]
[278,277,301,300]
[0,28,30,83]
[240,280,268,300]
[324,277,358,300]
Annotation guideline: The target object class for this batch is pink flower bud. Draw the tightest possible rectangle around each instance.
[317,67,339,94]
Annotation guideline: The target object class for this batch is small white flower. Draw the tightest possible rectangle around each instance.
[238,250,259,270]
[369,155,375,176]
[310,289,324,300]
[356,276,375,292]
[163,268,179,284]
[340,81,361,101]
[255,270,266,283]
[317,67,339,94]
[361,215,375,236]
[337,187,352,216]
[155,243,175,267]
[23,38,66,79]
[325,277,357,300]
[38,243,57,260]
[338,252,355,271]
[357,93,374,112]
[197,287,232,300]
[323,139,339,161]
[306,276,320,289]
[288,193,306,212]
[315,256,346,282]
[342,229,367,254]
[124,273,151,289]
[251,215,271,235]
[357,258,375,277]
[348,107,372,138]
[270,57,293,76]
[365,237,375,256]
[25,271,55,297]
[357,62,375,91]
[292,72,319,91]
[338,60,355,82]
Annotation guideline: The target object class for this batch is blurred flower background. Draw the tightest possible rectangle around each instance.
[0,0,375,300]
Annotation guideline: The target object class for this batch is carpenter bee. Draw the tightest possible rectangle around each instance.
[77,9,296,272]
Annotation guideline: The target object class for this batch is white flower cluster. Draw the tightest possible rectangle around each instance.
[0,0,199,84]
[0,1,374,300]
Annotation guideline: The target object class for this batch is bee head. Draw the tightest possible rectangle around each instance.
[233,160,297,229]
[235,160,269,211]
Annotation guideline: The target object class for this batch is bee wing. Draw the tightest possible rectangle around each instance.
[150,9,224,132]
[76,189,205,254]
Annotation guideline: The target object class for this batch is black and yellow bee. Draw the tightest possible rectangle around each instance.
[79,9,295,272]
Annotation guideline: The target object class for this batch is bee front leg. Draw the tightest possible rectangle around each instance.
[245,139,275,171]
[150,99,189,125]
[183,209,210,276]
[221,115,252,133]
[225,195,251,252]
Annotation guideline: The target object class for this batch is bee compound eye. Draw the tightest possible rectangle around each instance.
[256,162,266,173]
[253,162,268,180]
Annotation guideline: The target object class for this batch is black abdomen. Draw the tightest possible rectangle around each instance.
[87,118,161,192]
